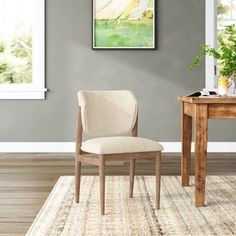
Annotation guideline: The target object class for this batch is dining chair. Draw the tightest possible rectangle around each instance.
[75,90,163,215]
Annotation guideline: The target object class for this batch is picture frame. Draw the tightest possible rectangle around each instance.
[92,0,157,50]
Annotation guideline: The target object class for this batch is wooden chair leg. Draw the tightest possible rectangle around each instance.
[75,158,81,203]
[99,155,105,215]
[129,159,136,198]
[156,152,161,209]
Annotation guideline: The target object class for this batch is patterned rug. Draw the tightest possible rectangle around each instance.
[26,176,236,236]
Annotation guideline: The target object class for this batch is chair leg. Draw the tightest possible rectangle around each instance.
[99,155,105,215]
[75,158,81,203]
[129,159,136,198]
[156,152,161,209]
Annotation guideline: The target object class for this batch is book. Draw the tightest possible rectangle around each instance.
[188,91,217,97]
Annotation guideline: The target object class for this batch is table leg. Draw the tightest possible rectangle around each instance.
[181,102,192,186]
[194,104,208,207]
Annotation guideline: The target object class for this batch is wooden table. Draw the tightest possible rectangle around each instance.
[178,96,236,207]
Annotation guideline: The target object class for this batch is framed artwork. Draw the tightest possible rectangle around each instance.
[92,0,157,49]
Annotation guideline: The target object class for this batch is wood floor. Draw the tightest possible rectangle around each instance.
[0,153,236,235]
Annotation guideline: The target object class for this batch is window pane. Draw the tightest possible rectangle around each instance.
[219,0,231,19]
[233,0,236,19]
[0,0,32,84]
[218,0,236,27]
[216,0,236,84]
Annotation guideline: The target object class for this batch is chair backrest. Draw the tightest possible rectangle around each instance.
[78,90,138,137]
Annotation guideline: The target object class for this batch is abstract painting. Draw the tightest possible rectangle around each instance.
[92,0,156,49]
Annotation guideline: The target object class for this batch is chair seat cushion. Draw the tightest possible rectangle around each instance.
[81,136,163,154]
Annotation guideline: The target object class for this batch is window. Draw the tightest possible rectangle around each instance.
[0,0,45,99]
[205,0,236,89]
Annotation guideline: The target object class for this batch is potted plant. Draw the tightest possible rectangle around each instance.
[189,24,236,94]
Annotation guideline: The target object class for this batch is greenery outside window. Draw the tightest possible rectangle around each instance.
[0,0,45,99]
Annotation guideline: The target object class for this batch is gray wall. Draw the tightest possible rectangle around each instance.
[0,0,235,142]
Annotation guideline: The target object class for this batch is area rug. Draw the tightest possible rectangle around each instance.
[26,176,236,236]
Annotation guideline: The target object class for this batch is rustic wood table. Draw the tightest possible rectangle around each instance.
[178,96,236,207]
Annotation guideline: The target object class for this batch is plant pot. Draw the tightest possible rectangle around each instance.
[228,77,236,96]
[218,77,228,96]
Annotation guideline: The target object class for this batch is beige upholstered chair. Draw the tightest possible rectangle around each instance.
[75,90,163,215]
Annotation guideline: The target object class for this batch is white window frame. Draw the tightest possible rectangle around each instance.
[0,0,46,99]
[205,0,217,90]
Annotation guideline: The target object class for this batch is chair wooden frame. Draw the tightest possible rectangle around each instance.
[75,106,161,215]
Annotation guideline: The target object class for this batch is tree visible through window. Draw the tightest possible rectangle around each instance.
[0,0,32,84]
[217,0,236,81]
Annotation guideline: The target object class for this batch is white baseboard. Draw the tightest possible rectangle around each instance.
[0,142,236,153]
[161,142,236,153]
[0,142,75,153]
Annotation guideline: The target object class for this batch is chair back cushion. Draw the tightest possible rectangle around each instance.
[78,90,138,136]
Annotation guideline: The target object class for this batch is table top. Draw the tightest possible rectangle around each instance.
[178,96,236,104]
